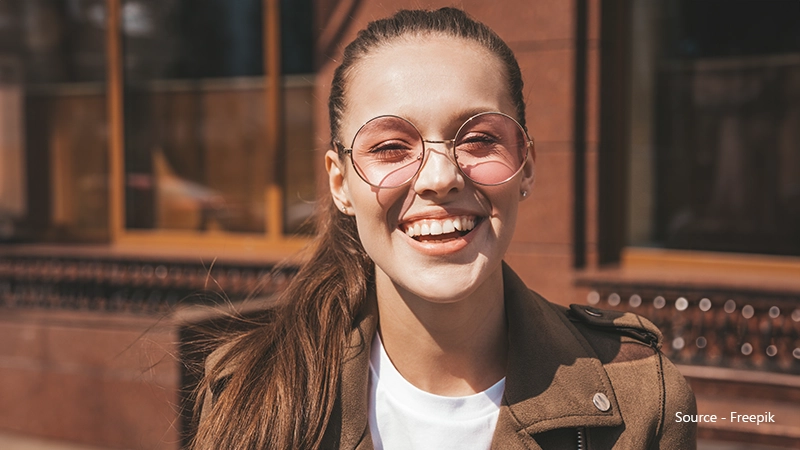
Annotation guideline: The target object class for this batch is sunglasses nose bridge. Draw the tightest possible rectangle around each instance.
[421,139,458,164]
[412,138,465,194]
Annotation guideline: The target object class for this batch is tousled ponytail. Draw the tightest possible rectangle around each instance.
[191,200,372,449]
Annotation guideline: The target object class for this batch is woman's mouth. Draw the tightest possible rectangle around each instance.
[400,216,480,242]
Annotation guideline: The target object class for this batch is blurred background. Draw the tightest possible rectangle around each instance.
[0,0,797,448]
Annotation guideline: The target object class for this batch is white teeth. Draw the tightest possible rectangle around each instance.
[420,223,430,236]
[430,222,443,235]
[442,219,455,233]
[402,215,478,238]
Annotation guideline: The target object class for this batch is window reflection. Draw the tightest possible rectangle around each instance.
[627,0,800,256]
[0,0,315,241]
[122,0,315,234]
[0,0,109,240]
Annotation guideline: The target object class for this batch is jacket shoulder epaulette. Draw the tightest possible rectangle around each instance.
[566,303,663,349]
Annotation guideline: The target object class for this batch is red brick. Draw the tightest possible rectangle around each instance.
[515,146,573,246]
[518,49,574,143]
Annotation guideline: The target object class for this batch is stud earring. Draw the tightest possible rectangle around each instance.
[521,191,528,198]
[341,206,347,213]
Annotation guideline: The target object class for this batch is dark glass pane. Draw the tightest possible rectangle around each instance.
[663,0,800,59]
[123,0,269,233]
[0,0,108,241]
[281,0,313,74]
[122,0,316,235]
[281,0,316,233]
[629,0,800,256]
[14,0,107,84]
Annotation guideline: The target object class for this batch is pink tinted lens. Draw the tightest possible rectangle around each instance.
[455,114,527,185]
[351,116,423,187]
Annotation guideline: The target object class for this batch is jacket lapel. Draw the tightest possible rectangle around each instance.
[339,296,378,450]
[491,263,623,448]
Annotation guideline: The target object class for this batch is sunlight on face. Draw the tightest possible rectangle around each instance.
[329,34,533,304]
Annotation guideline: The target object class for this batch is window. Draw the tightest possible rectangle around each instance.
[622,0,800,258]
[0,0,109,241]
[0,0,315,250]
[122,0,271,234]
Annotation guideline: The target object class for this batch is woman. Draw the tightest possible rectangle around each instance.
[192,7,696,449]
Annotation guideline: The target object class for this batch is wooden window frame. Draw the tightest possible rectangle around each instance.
[596,0,800,281]
[621,247,800,282]
[104,0,309,256]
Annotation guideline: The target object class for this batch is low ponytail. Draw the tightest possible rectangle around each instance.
[191,199,372,449]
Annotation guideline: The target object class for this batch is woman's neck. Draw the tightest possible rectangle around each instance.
[374,265,508,397]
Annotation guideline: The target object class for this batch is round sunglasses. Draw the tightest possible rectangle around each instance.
[336,111,532,189]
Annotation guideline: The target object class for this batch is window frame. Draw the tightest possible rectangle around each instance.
[596,0,800,276]
[104,0,309,255]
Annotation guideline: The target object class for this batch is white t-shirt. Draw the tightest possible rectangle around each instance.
[368,333,505,450]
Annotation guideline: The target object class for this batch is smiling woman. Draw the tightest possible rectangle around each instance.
[190,8,697,450]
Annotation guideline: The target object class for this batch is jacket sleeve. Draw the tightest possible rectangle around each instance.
[655,353,697,449]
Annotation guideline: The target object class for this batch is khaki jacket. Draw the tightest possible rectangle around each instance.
[203,263,697,449]
[330,264,696,449]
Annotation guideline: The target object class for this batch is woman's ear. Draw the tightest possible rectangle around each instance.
[519,139,536,200]
[325,150,353,214]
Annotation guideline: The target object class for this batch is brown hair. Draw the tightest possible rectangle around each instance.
[329,8,527,146]
[191,7,525,449]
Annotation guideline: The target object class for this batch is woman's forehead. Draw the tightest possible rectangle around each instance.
[341,34,515,134]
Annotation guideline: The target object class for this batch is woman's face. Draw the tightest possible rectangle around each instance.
[326,34,534,303]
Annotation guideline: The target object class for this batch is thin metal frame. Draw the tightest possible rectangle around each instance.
[337,111,533,189]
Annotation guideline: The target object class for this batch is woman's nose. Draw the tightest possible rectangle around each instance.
[412,144,464,197]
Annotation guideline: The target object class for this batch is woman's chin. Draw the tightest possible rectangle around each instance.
[378,260,496,305]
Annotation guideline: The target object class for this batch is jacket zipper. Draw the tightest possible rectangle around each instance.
[576,427,585,450]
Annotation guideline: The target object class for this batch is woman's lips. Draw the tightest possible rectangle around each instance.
[398,216,484,256]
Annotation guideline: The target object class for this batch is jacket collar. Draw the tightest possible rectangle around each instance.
[495,263,622,442]
[338,263,622,449]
